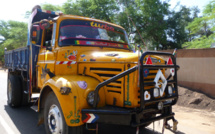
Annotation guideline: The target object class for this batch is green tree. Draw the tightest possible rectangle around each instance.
[62,0,83,16]
[41,3,62,11]
[122,0,169,50]
[166,6,200,49]
[183,0,215,48]
[0,20,27,61]
[62,0,119,22]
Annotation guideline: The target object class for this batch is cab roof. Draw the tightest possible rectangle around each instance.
[58,15,125,30]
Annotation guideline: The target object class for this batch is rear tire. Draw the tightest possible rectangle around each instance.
[44,92,83,134]
[7,73,22,107]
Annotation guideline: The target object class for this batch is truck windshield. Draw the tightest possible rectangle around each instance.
[59,20,130,49]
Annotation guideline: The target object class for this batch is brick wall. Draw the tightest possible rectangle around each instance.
[161,48,215,98]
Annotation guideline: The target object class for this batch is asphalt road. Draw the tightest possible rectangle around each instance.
[0,69,215,134]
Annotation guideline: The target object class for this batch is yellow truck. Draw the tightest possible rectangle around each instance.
[4,7,179,134]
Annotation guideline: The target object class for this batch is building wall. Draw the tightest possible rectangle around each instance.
[161,48,215,98]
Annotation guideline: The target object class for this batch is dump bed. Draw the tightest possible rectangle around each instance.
[4,8,59,71]
[4,46,29,71]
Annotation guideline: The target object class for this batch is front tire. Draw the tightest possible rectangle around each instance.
[44,92,83,134]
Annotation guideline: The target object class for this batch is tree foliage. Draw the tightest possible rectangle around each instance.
[183,0,215,48]
[41,3,62,11]
[116,0,170,50]
[0,20,27,62]
[166,6,200,49]
[62,0,119,22]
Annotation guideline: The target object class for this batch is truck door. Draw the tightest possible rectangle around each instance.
[37,23,56,88]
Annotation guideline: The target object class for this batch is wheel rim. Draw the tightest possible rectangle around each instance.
[48,104,63,134]
[8,81,12,102]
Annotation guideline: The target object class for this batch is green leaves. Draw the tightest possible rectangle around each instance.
[166,5,200,49]
[182,35,213,48]
[62,0,119,22]
[183,0,215,49]
[41,4,62,11]
[0,20,27,62]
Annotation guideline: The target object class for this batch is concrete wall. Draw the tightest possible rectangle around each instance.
[161,48,215,98]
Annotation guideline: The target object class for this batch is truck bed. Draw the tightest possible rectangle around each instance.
[4,46,29,71]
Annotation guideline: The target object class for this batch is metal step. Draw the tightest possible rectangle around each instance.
[31,105,38,112]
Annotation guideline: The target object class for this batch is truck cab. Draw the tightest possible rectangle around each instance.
[4,8,179,134]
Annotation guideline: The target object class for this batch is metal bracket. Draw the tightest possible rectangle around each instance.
[86,123,98,134]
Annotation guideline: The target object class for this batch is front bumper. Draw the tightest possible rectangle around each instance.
[82,102,175,126]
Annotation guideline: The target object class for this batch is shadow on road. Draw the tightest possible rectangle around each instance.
[91,124,185,134]
[4,105,46,134]
[92,124,162,134]
[4,105,185,134]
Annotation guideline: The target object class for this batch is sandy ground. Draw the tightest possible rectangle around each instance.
[172,106,215,134]
[177,86,215,111]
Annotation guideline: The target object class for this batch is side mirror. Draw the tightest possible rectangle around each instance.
[31,25,40,44]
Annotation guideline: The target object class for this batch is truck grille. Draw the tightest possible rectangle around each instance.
[144,69,158,88]
[78,63,164,107]
[138,69,159,104]
[90,67,123,94]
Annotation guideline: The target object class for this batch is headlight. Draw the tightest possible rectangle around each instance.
[168,86,173,96]
[87,91,99,106]
[153,88,159,97]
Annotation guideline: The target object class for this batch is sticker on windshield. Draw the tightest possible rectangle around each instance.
[75,40,129,49]
[90,21,114,31]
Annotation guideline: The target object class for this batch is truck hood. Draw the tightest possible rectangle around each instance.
[77,51,165,64]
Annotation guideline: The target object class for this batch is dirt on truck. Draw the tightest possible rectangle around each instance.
[4,6,180,134]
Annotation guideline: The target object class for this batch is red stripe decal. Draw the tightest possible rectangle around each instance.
[83,113,91,123]
[59,61,64,64]
[67,61,72,65]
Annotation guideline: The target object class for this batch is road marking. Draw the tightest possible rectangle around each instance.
[0,115,15,134]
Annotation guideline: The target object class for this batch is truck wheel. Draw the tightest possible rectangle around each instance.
[44,92,83,134]
[7,74,22,107]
